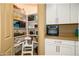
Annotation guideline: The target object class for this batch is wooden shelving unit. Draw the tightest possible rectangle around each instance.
[13,5,26,21]
[27,14,38,55]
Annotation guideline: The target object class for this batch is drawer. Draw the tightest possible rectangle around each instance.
[45,38,76,46]
[45,39,62,45]
[61,40,75,46]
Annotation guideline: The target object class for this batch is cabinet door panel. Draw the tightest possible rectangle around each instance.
[45,45,56,55]
[76,41,79,56]
[3,4,12,38]
[45,44,60,55]
[45,39,60,55]
[0,4,13,55]
[1,37,13,52]
[5,47,12,55]
[57,4,70,24]
[70,4,78,23]
[60,45,75,55]
[46,4,57,24]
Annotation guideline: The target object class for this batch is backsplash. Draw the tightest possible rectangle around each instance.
[59,24,78,37]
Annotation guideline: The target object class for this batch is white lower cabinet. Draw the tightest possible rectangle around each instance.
[60,45,75,56]
[77,42,79,55]
[45,39,76,55]
[45,39,61,55]
[45,43,60,55]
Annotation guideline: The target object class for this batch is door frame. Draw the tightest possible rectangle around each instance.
[38,4,46,55]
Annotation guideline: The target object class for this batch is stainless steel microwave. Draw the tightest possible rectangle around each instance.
[46,25,59,36]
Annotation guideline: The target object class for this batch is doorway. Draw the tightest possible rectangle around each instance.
[13,4,38,55]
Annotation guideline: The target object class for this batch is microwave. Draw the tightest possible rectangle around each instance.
[46,25,59,36]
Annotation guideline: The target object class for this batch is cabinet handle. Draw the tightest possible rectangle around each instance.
[56,18,58,23]
[56,46,60,52]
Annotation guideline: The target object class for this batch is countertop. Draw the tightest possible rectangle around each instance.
[46,35,78,41]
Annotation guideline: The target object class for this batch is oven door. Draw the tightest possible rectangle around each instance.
[48,29,58,36]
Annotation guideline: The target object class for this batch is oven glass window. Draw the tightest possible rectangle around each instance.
[48,30,57,34]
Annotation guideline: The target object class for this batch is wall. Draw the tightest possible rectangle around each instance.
[59,24,78,38]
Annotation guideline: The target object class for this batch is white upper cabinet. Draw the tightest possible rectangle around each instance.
[70,3,78,23]
[57,4,70,24]
[46,4,58,24]
[46,4,78,24]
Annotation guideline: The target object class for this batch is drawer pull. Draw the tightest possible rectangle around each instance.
[56,46,60,52]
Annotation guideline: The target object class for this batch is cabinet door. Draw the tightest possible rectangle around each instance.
[70,4,78,23]
[4,47,13,55]
[1,37,13,52]
[45,39,60,55]
[76,41,79,56]
[46,4,58,24]
[57,4,70,24]
[45,43,60,55]
[0,4,13,55]
[60,45,75,56]
[77,42,79,55]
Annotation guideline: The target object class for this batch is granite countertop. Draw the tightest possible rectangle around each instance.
[46,35,78,41]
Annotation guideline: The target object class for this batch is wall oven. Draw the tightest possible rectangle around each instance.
[46,25,59,36]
